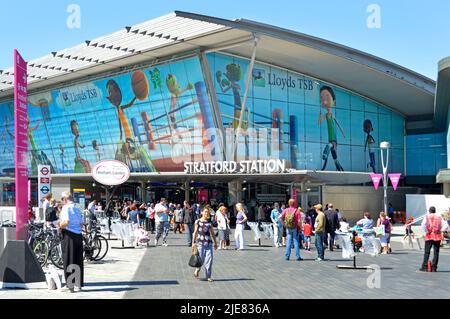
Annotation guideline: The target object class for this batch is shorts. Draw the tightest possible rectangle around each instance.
[218,229,226,241]
[406,229,414,235]
[304,236,311,243]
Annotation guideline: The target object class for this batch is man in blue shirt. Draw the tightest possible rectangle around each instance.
[270,203,283,248]
[59,191,84,293]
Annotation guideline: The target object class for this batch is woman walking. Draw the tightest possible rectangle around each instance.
[234,203,248,250]
[192,207,218,282]
[215,206,230,250]
[377,212,392,254]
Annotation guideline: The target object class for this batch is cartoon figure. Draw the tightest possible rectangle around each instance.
[106,77,155,172]
[166,74,193,128]
[216,64,248,129]
[92,140,102,162]
[1,132,7,154]
[364,119,376,173]
[149,68,162,90]
[59,144,69,173]
[318,86,345,171]
[5,115,54,175]
[70,120,91,173]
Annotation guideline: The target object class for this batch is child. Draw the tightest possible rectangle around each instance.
[402,217,415,244]
[136,226,150,247]
[303,220,313,251]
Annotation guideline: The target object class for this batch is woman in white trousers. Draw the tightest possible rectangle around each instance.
[234,203,248,250]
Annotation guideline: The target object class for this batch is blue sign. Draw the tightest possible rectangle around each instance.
[40,186,50,194]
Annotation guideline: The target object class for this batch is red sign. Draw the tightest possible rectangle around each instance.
[14,49,28,240]
[370,173,383,190]
[40,166,49,176]
[388,173,401,191]
[40,177,50,184]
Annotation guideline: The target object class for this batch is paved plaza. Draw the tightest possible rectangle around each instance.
[1,226,449,299]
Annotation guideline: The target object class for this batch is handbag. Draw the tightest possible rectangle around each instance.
[188,246,203,268]
[376,224,385,237]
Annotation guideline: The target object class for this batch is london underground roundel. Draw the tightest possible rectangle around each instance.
[92,160,130,186]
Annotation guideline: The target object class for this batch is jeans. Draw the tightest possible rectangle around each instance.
[196,243,214,279]
[285,228,300,259]
[421,240,441,271]
[234,224,245,249]
[325,231,336,249]
[273,223,282,246]
[155,221,170,243]
[185,223,194,246]
[315,231,325,259]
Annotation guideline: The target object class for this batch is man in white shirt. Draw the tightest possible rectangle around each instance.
[154,198,169,247]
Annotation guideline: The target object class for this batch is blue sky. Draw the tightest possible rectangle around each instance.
[1,0,449,80]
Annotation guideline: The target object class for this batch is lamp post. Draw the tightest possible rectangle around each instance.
[380,141,390,214]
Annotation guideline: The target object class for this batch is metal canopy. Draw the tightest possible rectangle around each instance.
[0,11,436,121]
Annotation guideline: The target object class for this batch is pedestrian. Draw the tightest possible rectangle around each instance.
[139,202,147,229]
[59,191,84,292]
[215,206,229,250]
[183,201,196,247]
[303,218,313,251]
[357,212,374,231]
[234,203,248,250]
[376,212,392,254]
[324,203,339,251]
[147,203,155,234]
[314,204,326,261]
[388,203,395,222]
[402,216,415,243]
[192,207,218,282]
[154,198,170,247]
[45,198,59,229]
[87,199,98,232]
[174,204,183,234]
[420,206,448,272]
[42,193,52,213]
[271,203,283,248]
[279,199,302,261]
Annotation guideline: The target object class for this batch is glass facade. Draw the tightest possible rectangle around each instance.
[207,53,405,173]
[0,52,409,177]
[407,133,447,176]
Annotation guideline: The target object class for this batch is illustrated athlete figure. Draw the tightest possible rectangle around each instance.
[59,144,69,172]
[70,120,91,173]
[92,140,102,162]
[318,86,345,171]
[364,119,376,173]
[166,74,193,128]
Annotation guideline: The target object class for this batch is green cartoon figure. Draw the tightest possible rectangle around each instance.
[149,68,162,90]
[216,63,248,129]
[166,74,193,128]
[318,86,345,171]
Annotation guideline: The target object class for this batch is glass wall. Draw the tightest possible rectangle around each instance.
[407,133,446,176]
[0,56,219,177]
[207,52,405,173]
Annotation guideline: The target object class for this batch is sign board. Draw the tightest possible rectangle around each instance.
[73,188,86,210]
[388,173,401,191]
[92,160,130,186]
[14,49,28,240]
[184,160,287,174]
[256,194,287,204]
[38,164,51,208]
[370,173,383,190]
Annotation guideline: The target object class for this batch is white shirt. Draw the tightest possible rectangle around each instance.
[42,199,50,211]
[216,211,228,230]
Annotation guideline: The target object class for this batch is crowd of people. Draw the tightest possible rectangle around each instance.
[34,192,450,288]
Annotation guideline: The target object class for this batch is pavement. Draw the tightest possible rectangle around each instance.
[1,225,449,299]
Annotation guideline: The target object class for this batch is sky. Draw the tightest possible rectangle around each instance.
[1,0,449,80]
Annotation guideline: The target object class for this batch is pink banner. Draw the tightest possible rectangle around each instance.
[14,49,28,240]
[370,173,383,190]
[389,173,401,191]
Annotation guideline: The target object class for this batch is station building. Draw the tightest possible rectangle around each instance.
[0,12,447,220]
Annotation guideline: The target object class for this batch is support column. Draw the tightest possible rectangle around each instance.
[140,181,146,203]
[185,181,190,202]
[228,180,243,206]
[300,182,307,211]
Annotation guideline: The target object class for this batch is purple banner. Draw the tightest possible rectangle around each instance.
[388,173,401,191]
[14,49,28,240]
[370,173,383,190]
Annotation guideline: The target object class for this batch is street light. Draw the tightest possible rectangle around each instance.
[380,141,390,215]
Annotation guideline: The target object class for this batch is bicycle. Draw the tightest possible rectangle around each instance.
[82,223,109,262]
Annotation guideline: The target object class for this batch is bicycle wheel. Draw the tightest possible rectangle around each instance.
[92,235,109,261]
[83,235,101,261]
[33,241,49,267]
[49,242,64,269]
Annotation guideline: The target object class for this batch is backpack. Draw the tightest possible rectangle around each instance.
[284,209,297,229]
